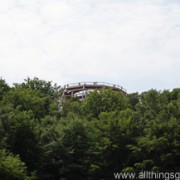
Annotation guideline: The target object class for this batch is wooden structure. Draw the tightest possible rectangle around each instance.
[63,82,126,100]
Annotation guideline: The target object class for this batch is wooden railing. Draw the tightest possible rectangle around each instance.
[64,81,127,93]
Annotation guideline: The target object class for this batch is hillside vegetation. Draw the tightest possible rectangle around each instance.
[0,78,180,179]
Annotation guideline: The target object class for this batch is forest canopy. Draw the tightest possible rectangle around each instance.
[0,77,180,179]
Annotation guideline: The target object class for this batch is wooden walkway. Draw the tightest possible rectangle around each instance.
[63,82,127,99]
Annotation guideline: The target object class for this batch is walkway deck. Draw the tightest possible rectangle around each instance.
[63,82,127,99]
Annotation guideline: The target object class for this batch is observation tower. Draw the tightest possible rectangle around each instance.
[63,82,127,100]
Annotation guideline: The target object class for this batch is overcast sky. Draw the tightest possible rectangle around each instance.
[0,0,180,92]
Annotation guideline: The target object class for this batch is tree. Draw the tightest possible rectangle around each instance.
[0,110,41,172]
[82,88,129,118]
[1,87,50,119]
[0,78,10,100]
[88,109,135,179]
[0,149,36,180]
[39,114,93,179]
[127,92,139,110]
[14,77,62,100]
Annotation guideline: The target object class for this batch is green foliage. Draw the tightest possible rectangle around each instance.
[0,149,36,180]
[0,110,41,172]
[82,88,129,118]
[0,78,10,100]
[0,78,180,179]
[62,98,83,117]
[1,87,50,119]
[14,77,62,100]
[88,109,135,178]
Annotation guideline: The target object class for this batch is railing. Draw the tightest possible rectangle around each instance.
[64,82,127,93]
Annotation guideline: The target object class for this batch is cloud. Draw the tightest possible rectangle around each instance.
[0,0,180,92]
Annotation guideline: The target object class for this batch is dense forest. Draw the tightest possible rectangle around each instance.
[0,77,179,179]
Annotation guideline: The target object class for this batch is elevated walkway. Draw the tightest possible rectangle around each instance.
[63,82,127,99]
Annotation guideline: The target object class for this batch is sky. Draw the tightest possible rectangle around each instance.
[0,0,180,93]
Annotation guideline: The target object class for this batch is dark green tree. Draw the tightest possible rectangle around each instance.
[0,78,10,100]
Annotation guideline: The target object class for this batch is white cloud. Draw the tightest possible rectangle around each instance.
[0,0,180,92]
